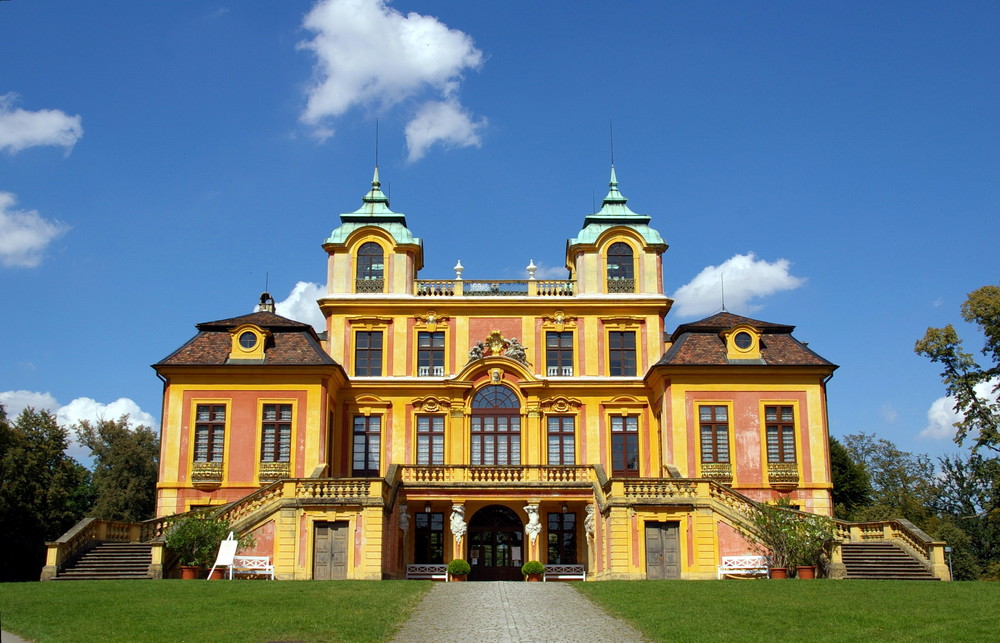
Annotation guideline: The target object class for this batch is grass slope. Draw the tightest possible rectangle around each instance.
[576,580,998,642]
[0,580,430,643]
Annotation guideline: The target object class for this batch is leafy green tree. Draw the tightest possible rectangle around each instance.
[829,436,872,519]
[75,415,159,522]
[0,406,93,581]
[931,453,1000,579]
[915,285,1000,453]
[842,433,937,525]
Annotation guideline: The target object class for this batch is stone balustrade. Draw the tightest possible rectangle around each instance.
[415,279,575,297]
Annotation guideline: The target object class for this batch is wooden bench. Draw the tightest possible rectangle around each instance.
[229,556,275,580]
[717,555,768,579]
[543,564,586,581]
[406,564,449,581]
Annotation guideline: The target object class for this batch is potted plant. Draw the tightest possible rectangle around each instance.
[521,560,545,582]
[744,498,832,579]
[447,558,471,582]
[165,512,252,579]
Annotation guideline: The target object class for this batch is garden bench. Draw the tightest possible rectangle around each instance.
[717,555,768,579]
[229,555,275,580]
[406,564,449,581]
[543,564,586,581]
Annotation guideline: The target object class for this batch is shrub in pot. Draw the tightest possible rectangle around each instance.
[521,561,545,582]
[447,558,471,581]
[744,498,833,579]
[164,512,254,578]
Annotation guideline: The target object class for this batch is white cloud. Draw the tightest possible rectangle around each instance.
[274,281,326,332]
[0,93,83,154]
[670,252,806,318]
[880,403,899,424]
[405,98,485,161]
[298,0,485,159]
[531,262,569,280]
[0,192,70,267]
[0,391,157,464]
[920,379,999,440]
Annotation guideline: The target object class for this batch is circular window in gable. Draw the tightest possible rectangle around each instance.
[734,331,753,350]
[239,331,258,350]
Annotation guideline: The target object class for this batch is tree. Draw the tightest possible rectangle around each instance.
[0,406,93,581]
[75,415,159,522]
[930,453,1000,579]
[915,285,1000,453]
[829,436,872,519]
[842,433,937,525]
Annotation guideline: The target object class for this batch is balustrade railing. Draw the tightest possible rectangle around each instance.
[400,465,594,484]
[414,279,576,297]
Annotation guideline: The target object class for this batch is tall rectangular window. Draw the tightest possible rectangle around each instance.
[546,331,573,376]
[547,416,575,465]
[417,331,445,376]
[608,331,636,376]
[547,512,577,564]
[194,404,225,462]
[611,415,639,477]
[261,404,292,463]
[471,416,521,466]
[352,415,381,476]
[355,331,383,376]
[416,415,445,465]
[414,512,445,564]
[765,405,796,463]
[699,405,730,464]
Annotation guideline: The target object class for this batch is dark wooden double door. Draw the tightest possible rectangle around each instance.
[468,505,524,581]
[313,521,349,580]
[645,521,680,580]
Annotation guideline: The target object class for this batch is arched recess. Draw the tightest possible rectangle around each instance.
[470,384,522,466]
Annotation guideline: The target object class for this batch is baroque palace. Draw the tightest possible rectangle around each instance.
[44,165,950,582]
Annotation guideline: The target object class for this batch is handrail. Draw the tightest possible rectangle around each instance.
[415,279,576,297]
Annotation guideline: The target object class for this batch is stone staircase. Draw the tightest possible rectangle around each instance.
[841,542,939,580]
[53,542,153,580]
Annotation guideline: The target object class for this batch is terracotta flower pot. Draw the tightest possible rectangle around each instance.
[769,567,788,579]
[526,573,543,582]
[450,574,467,582]
[208,568,225,580]
[181,565,200,580]
[796,565,816,579]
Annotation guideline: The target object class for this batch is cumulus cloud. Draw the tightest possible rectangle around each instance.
[0,93,83,154]
[405,98,486,161]
[0,391,157,464]
[299,0,485,159]
[920,379,1000,440]
[670,252,806,318]
[0,192,69,268]
[274,281,326,332]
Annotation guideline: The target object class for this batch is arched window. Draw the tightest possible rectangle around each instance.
[607,242,635,293]
[356,242,384,293]
[471,385,521,465]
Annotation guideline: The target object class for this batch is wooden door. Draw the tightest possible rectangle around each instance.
[645,522,680,580]
[468,505,524,581]
[314,521,349,580]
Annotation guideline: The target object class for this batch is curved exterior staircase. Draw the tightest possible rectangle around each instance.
[841,541,939,580]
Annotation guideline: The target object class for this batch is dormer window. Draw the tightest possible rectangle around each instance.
[239,331,258,350]
[229,324,269,362]
[723,324,762,362]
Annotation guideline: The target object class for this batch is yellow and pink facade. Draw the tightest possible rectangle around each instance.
[152,167,840,580]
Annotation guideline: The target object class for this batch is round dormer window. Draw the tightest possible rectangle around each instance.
[239,331,258,350]
[734,331,753,350]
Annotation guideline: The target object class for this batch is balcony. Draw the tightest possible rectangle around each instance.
[415,279,575,298]
[767,462,799,489]
[258,461,290,484]
[190,461,223,489]
[400,465,595,485]
[699,462,733,484]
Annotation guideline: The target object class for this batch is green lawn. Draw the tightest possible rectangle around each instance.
[576,580,999,642]
[0,580,430,643]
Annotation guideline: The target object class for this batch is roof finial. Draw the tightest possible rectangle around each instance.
[721,275,727,312]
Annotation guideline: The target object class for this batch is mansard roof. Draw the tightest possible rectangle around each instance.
[656,312,836,368]
[154,311,337,368]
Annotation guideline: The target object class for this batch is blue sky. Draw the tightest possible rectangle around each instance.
[1,1,997,463]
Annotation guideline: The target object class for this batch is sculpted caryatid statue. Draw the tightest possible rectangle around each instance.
[398,504,410,533]
[584,505,596,540]
[524,504,541,545]
[450,504,467,544]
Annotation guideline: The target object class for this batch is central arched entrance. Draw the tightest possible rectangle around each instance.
[468,505,524,581]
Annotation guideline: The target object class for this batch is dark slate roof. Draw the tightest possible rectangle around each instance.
[656,312,836,368]
[154,311,337,367]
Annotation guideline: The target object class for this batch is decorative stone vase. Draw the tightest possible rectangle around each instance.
[796,565,816,579]
[181,565,200,580]
[525,573,543,582]
[769,567,788,579]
